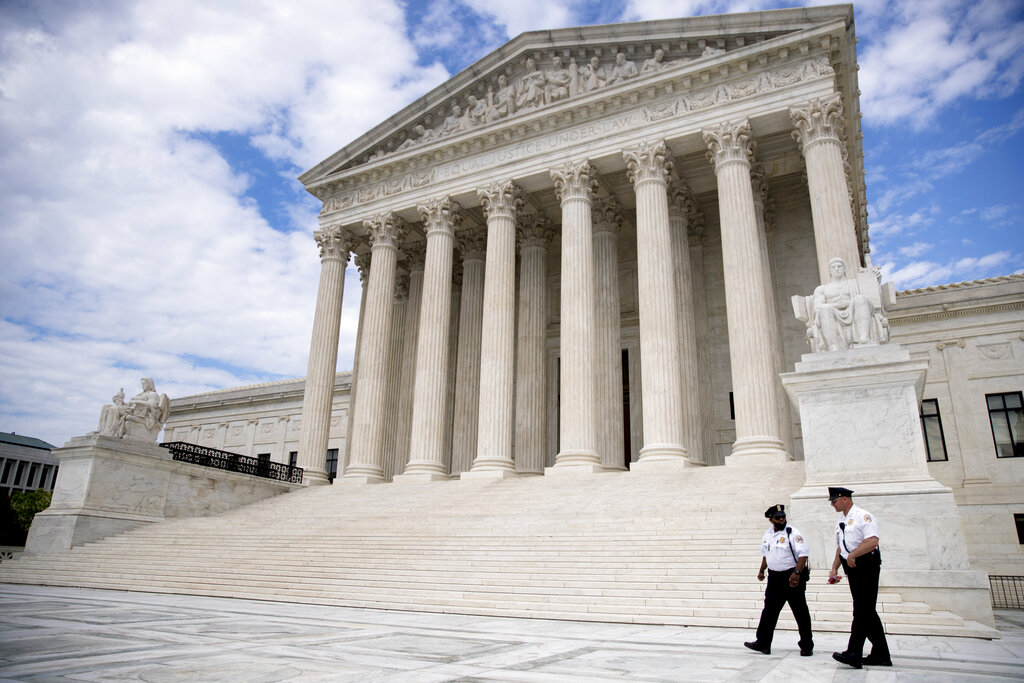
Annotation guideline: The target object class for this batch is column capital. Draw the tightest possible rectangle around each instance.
[364,213,407,249]
[313,225,356,262]
[667,180,693,220]
[417,197,463,237]
[550,160,598,203]
[354,252,371,283]
[593,195,625,235]
[703,120,755,171]
[517,214,555,248]
[790,92,846,152]
[623,140,672,187]
[477,180,522,220]
[457,225,488,260]
[402,240,427,272]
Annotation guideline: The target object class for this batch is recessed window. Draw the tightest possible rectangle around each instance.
[1015,514,1024,544]
[288,451,298,468]
[920,399,948,462]
[987,392,1024,458]
[326,449,338,482]
[729,392,735,420]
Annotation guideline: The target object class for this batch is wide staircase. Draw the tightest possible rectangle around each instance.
[0,462,994,637]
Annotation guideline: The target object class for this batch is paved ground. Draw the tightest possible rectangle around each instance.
[0,584,1021,682]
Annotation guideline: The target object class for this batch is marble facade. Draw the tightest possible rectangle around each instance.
[159,6,1024,621]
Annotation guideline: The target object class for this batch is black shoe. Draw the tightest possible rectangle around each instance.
[800,649,813,657]
[744,641,770,654]
[832,651,862,668]
[863,654,892,666]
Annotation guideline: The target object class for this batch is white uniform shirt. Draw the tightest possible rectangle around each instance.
[835,504,879,559]
[761,525,809,571]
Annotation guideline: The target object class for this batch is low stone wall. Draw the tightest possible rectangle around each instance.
[25,434,300,553]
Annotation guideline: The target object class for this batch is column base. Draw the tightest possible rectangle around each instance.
[460,468,517,481]
[552,449,600,469]
[637,443,689,461]
[302,470,332,486]
[630,457,697,474]
[726,437,788,465]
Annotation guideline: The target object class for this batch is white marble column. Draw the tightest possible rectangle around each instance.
[450,227,486,476]
[394,243,425,475]
[515,215,553,475]
[687,215,720,465]
[465,181,521,478]
[380,274,408,481]
[668,183,706,466]
[751,165,795,459]
[592,196,626,471]
[703,120,787,463]
[400,198,462,481]
[790,93,861,283]
[549,161,601,471]
[624,140,691,469]
[441,266,462,475]
[342,253,369,474]
[297,225,354,485]
[344,213,406,483]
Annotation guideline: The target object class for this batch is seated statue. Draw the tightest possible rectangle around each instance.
[98,378,171,441]
[792,257,894,353]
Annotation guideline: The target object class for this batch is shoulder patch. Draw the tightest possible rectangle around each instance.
[795,535,804,543]
[864,514,872,522]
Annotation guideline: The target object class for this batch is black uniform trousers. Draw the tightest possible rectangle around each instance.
[754,568,813,650]
[840,551,890,658]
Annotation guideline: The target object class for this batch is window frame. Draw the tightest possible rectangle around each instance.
[920,398,948,462]
[987,391,1024,458]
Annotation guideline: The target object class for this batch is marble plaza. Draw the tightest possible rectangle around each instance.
[5,5,1023,640]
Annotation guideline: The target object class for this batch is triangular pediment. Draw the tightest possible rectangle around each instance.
[299,5,854,191]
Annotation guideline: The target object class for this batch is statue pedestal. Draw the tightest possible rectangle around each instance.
[781,345,994,627]
[25,434,297,554]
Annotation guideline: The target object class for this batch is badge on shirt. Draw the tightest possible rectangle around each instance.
[864,514,872,522]
[847,517,854,525]
[777,537,786,544]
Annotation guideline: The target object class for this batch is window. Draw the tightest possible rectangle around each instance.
[326,448,338,482]
[0,460,11,485]
[729,392,735,420]
[40,465,52,490]
[288,451,298,469]
[14,462,26,487]
[920,399,948,462]
[1016,514,1024,544]
[987,392,1024,458]
[257,453,270,476]
[27,463,39,488]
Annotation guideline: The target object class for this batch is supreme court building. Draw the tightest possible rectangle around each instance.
[164,5,1024,580]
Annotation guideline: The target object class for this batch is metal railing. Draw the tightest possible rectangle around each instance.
[989,575,1024,609]
[159,442,303,484]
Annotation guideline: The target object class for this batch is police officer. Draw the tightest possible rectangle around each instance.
[828,486,892,668]
[744,504,813,656]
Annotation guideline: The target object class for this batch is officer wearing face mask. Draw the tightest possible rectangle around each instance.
[743,504,813,657]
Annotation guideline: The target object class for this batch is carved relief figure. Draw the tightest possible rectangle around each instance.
[582,56,606,93]
[441,104,466,135]
[641,49,666,73]
[793,258,890,352]
[544,55,572,104]
[98,378,171,441]
[608,52,639,84]
[491,73,516,119]
[516,58,547,110]
[464,94,487,127]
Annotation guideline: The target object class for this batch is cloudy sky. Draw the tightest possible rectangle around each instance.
[1,0,1022,447]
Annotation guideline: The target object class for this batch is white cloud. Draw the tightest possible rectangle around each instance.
[879,249,1021,289]
[0,0,448,445]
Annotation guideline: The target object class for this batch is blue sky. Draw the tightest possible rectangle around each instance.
[1,0,1022,446]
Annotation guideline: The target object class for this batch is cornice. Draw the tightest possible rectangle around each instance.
[888,301,1024,326]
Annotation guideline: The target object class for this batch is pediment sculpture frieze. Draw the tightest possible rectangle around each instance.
[365,45,732,165]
